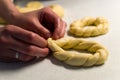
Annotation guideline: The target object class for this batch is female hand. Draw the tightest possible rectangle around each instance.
[0,25,49,62]
[9,7,67,39]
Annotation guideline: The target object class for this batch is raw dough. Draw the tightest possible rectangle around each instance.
[16,1,44,13]
[26,1,44,9]
[16,7,38,13]
[48,37,108,67]
[69,17,109,37]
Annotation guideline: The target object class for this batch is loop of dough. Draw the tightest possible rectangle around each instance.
[69,17,109,37]
[48,37,108,67]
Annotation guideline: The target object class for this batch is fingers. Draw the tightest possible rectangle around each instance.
[5,25,47,48]
[34,20,51,39]
[0,49,19,62]
[59,20,67,38]
[11,42,49,57]
[1,25,49,57]
[53,19,67,39]
[22,12,51,39]
[40,7,67,39]
[18,53,35,62]
[10,36,49,57]
[0,50,35,62]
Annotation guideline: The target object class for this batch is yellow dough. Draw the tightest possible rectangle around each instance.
[26,1,44,9]
[0,18,6,24]
[16,1,44,13]
[17,7,38,13]
[49,4,64,18]
[69,17,109,37]
[48,37,108,67]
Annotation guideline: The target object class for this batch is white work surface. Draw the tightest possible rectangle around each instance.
[0,0,120,80]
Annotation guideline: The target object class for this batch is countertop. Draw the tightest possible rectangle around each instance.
[0,0,120,80]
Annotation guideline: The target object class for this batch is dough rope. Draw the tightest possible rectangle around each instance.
[48,37,108,67]
[69,17,109,37]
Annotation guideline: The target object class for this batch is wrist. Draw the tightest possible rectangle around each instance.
[5,11,21,24]
[0,0,21,24]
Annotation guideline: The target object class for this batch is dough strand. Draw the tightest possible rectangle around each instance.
[48,37,108,67]
[69,17,109,37]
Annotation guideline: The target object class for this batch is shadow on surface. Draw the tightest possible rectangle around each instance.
[0,57,44,71]
[47,54,104,70]
[0,54,104,71]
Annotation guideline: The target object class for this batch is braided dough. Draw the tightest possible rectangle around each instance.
[48,37,108,67]
[69,17,109,37]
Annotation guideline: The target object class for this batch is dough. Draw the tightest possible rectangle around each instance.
[49,4,64,18]
[0,18,6,24]
[16,7,38,13]
[26,1,44,9]
[16,1,44,13]
[48,37,108,67]
[69,17,109,37]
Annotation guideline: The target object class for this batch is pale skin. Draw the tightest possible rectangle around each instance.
[0,0,66,62]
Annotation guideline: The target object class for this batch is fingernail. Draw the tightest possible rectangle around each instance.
[39,48,49,57]
[53,35,59,40]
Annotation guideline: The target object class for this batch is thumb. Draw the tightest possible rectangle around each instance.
[34,20,51,39]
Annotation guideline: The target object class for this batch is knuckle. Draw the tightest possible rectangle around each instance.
[25,45,36,56]
[43,7,50,11]
[42,7,52,13]
[4,25,13,33]
[27,32,36,41]
[25,46,35,55]
[27,46,34,55]
[0,35,9,44]
[27,18,36,24]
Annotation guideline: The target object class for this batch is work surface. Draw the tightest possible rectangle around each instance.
[0,0,119,80]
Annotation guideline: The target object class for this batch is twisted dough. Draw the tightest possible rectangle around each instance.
[48,37,108,67]
[69,17,109,37]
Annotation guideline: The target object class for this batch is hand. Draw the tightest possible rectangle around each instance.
[9,7,66,40]
[0,25,49,62]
